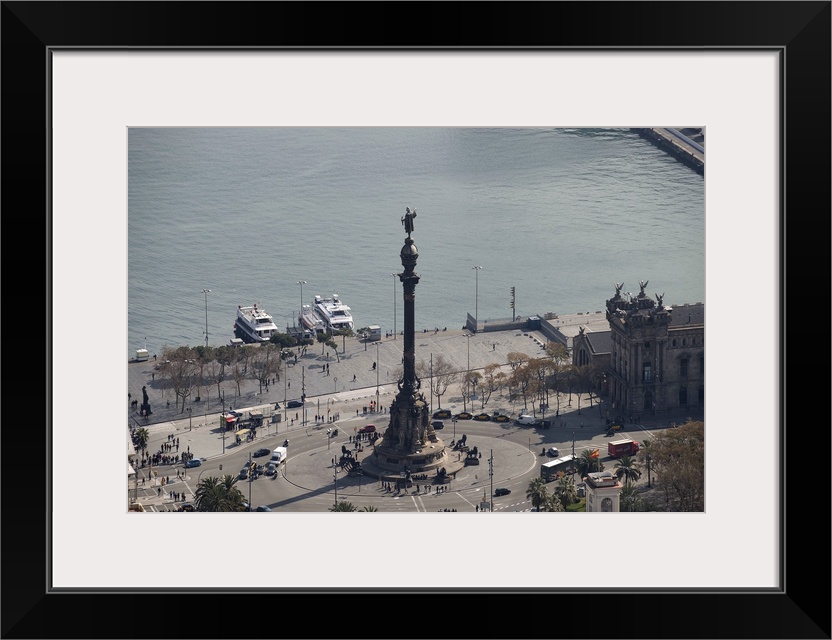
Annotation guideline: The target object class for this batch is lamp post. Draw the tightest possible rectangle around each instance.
[296,280,306,314]
[333,376,337,393]
[465,333,471,411]
[202,289,211,347]
[187,406,192,431]
[221,391,226,454]
[390,273,398,339]
[333,463,340,507]
[452,416,458,440]
[375,342,380,412]
[472,266,482,332]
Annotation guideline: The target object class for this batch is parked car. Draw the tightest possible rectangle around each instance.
[494,488,511,497]
[493,414,510,423]
[433,409,452,419]
[253,447,270,458]
[546,447,560,457]
[537,419,552,428]
[473,413,491,421]
[178,502,195,512]
[287,399,304,408]
[359,425,376,433]
[455,412,473,420]
[431,420,445,430]
[184,458,201,468]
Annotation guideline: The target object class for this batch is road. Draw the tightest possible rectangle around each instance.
[135,400,664,513]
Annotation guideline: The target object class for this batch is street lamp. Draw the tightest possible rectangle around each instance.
[333,376,337,393]
[472,266,482,331]
[390,273,398,339]
[221,391,226,454]
[202,289,211,347]
[452,416,458,440]
[333,463,341,507]
[296,280,306,314]
[187,406,192,431]
[375,342,380,411]
[465,334,471,411]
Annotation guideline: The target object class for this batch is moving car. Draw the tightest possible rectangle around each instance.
[178,502,195,512]
[238,468,249,480]
[546,447,560,457]
[359,425,376,433]
[286,399,304,408]
[264,462,277,476]
[184,458,201,468]
[433,409,452,419]
[255,505,272,512]
[431,420,445,430]
[494,488,511,497]
[253,447,270,458]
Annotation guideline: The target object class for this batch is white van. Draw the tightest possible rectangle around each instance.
[516,414,536,425]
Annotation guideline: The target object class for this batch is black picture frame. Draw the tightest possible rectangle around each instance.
[2,2,829,638]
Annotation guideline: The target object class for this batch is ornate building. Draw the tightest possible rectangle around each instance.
[572,281,704,419]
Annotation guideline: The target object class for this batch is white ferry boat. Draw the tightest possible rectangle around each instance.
[234,304,279,343]
[299,304,326,335]
[312,294,354,332]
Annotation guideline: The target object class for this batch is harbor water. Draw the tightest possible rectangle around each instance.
[128,127,704,356]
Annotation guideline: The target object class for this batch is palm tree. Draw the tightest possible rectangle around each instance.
[132,427,150,453]
[577,449,603,477]
[194,475,246,512]
[542,493,565,512]
[329,501,358,512]
[360,505,379,512]
[554,473,578,508]
[614,456,642,486]
[619,483,642,512]
[526,477,550,512]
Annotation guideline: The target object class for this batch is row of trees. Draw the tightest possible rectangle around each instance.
[153,330,355,412]
[414,342,604,414]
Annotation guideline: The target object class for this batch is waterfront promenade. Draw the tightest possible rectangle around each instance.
[127,322,702,509]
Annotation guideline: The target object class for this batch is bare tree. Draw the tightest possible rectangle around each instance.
[158,346,199,411]
[250,343,282,394]
[506,351,529,372]
[480,363,501,409]
[425,353,456,409]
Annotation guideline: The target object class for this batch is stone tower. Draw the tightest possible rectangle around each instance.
[370,208,448,478]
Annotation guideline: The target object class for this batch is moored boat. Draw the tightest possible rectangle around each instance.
[312,294,354,332]
[234,304,278,343]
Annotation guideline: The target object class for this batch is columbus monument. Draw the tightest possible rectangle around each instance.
[368,207,452,480]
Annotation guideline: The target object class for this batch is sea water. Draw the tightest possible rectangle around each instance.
[128,127,703,356]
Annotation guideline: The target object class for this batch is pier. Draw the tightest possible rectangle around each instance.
[632,127,704,175]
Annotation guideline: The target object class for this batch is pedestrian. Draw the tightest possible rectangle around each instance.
[152,372,155,380]
[493,343,496,350]
[353,374,356,381]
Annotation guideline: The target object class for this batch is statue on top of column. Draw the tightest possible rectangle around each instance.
[402,207,417,237]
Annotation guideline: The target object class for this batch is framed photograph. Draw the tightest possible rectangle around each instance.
[3,2,828,638]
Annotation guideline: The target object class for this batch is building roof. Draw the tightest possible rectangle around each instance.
[669,303,705,327]
[583,329,612,355]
